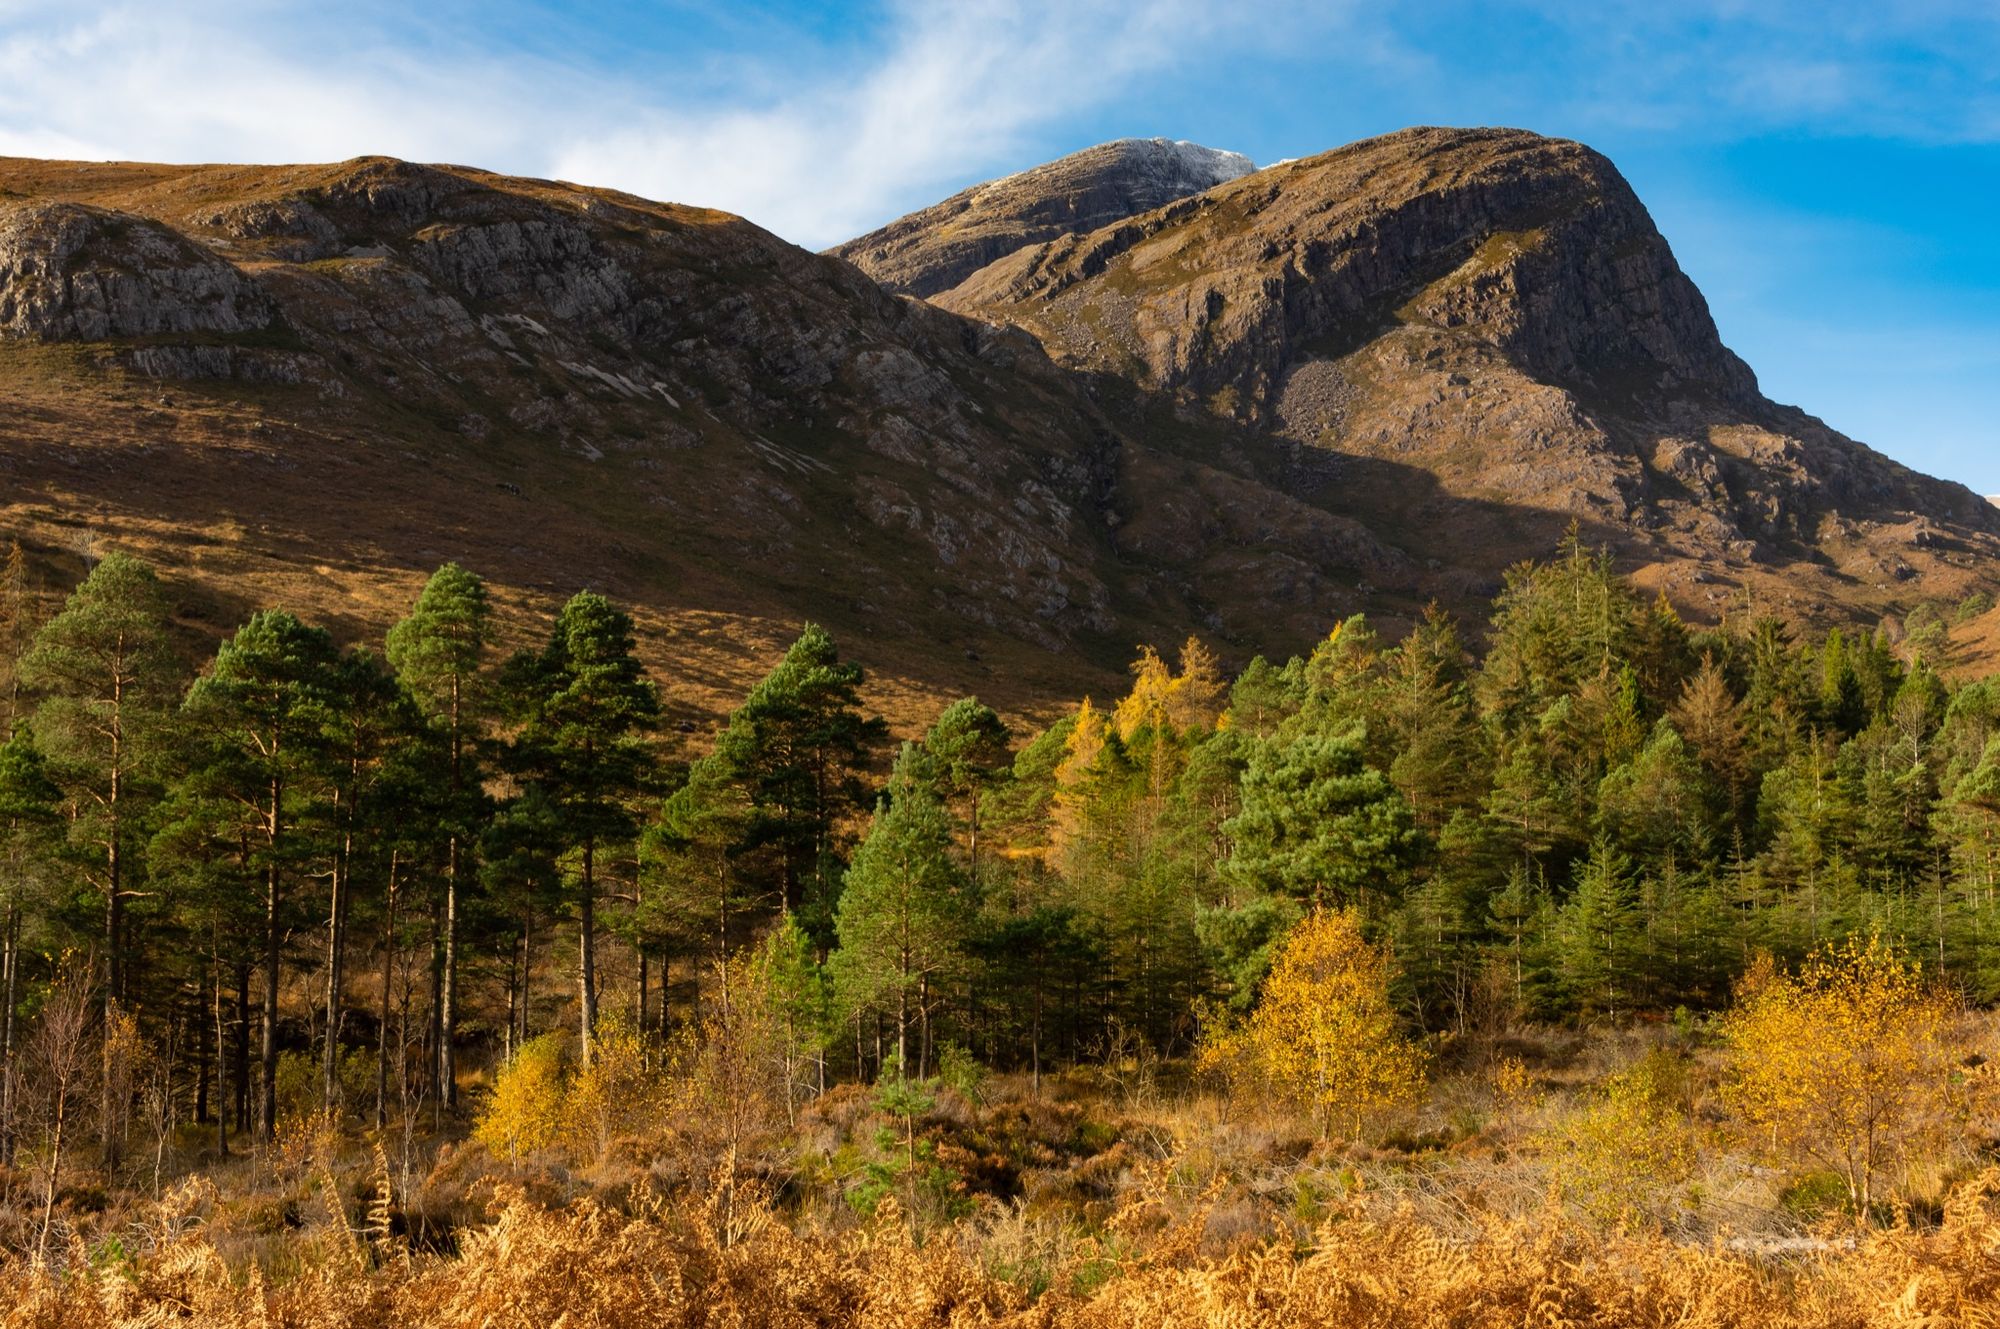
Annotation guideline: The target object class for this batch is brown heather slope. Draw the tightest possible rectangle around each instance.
[932,126,2000,629]
[0,155,1182,729]
[0,129,1995,730]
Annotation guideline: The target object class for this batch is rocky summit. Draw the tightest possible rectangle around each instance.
[0,128,1994,723]
[828,138,1255,298]
[931,127,1999,627]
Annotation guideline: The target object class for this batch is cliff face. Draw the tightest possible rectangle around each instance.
[828,138,1254,298]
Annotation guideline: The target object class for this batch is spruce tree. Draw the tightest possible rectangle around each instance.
[1554,839,1640,1017]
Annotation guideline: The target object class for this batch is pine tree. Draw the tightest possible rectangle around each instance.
[832,746,969,1077]
[709,624,884,935]
[386,564,492,1109]
[315,649,415,1110]
[1223,729,1421,913]
[0,727,60,1165]
[179,610,343,1140]
[503,592,660,1066]
[18,553,179,1012]
[916,698,1010,876]
[18,552,181,1163]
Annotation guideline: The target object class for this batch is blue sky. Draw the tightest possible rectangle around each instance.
[2,1,1996,492]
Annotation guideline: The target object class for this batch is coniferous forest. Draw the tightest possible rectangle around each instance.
[7,534,2000,1325]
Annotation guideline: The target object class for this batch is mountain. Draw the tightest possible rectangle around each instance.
[828,137,1254,298]
[0,156,1154,722]
[926,127,2000,625]
[0,129,1993,728]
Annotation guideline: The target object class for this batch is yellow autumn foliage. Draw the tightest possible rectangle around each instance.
[1721,934,1959,1217]
[473,1032,570,1164]
[16,1160,2000,1326]
[1200,909,1425,1139]
[1549,1046,1697,1224]
[1111,637,1228,742]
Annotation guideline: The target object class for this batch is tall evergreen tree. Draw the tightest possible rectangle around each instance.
[832,745,968,1076]
[502,592,659,1065]
[0,728,60,1165]
[179,610,343,1140]
[386,564,492,1109]
[1554,838,1641,1017]
[916,698,1010,875]
[19,552,181,1164]
[1223,729,1421,913]
[710,624,885,934]
[18,552,179,1014]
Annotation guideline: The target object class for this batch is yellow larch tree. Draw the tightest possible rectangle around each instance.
[1049,697,1109,862]
[1721,934,1959,1219]
[1167,636,1227,733]
[1201,908,1426,1139]
[1112,648,1174,742]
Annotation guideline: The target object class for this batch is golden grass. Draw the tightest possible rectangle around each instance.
[6,1161,2000,1328]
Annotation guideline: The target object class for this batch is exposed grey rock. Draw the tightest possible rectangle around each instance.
[0,201,274,340]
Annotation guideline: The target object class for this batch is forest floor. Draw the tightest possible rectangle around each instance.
[5,1013,2000,1325]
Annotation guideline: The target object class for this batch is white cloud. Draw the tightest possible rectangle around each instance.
[554,1,1252,245]
[0,0,1318,247]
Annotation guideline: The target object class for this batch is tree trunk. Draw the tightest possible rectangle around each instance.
[259,857,280,1142]
[441,673,464,1109]
[518,907,532,1053]
[102,659,126,1172]
[376,852,399,1130]
[0,903,16,1166]
[232,962,251,1140]
[440,834,459,1111]
[579,837,597,1066]
[504,932,518,1063]
[211,957,228,1160]
[896,981,909,1076]
[323,793,350,1111]
[636,949,648,1038]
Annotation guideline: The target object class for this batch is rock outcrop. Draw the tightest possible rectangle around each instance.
[0,201,273,339]
[828,138,1253,298]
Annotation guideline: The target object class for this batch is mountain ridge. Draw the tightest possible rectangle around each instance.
[0,128,1991,731]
